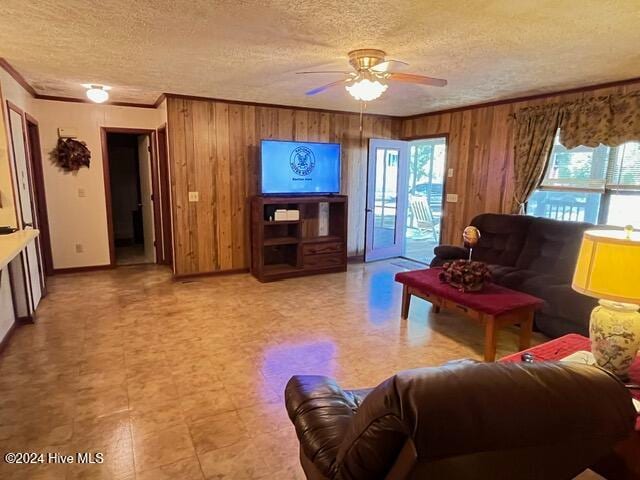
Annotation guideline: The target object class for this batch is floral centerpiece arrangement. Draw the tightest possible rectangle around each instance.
[439,259,492,292]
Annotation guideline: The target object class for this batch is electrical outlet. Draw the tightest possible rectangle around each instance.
[188,191,199,202]
[446,193,458,203]
[75,243,83,253]
[447,168,454,178]
[78,188,86,198]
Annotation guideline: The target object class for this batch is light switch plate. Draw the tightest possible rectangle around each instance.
[188,191,199,202]
[446,193,458,203]
[447,168,454,178]
[78,188,86,198]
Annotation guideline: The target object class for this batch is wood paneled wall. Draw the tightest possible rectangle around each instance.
[166,97,400,276]
[167,80,640,276]
[400,81,640,246]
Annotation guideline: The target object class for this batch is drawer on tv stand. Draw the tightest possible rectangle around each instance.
[302,253,344,269]
[302,241,343,256]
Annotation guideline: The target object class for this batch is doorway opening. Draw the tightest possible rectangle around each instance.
[365,136,447,264]
[404,138,446,263]
[103,130,158,266]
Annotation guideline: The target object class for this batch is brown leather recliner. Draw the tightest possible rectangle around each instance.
[285,360,636,480]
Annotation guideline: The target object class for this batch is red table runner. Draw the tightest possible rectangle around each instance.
[395,268,544,316]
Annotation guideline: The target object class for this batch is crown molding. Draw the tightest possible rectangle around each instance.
[153,93,166,108]
[36,94,156,109]
[161,92,400,119]
[402,76,640,120]
[0,58,156,109]
[0,58,37,97]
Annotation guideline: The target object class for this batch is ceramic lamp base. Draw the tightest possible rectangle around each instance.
[589,299,640,379]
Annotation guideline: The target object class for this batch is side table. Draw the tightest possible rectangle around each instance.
[501,333,640,480]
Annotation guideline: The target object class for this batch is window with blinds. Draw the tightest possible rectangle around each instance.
[540,133,640,193]
[607,141,640,190]
[530,131,640,226]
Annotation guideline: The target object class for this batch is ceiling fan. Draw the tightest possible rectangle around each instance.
[297,49,447,102]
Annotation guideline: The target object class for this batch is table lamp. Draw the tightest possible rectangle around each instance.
[572,227,640,379]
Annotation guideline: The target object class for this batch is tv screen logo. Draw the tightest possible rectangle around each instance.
[289,146,315,176]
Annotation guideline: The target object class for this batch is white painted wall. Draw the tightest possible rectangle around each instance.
[0,68,167,270]
[32,100,161,269]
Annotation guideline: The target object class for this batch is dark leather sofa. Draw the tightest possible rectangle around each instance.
[285,360,636,480]
[430,213,597,338]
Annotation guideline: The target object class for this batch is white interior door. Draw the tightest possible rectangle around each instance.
[138,135,155,263]
[365,139,409,261]
[7,106,43,311]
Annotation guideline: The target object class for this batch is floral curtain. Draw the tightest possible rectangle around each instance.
[511,104,565,213]
[511,91,640,213]
[560,92,640,148]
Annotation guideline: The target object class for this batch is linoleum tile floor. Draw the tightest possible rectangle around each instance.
[0,261,546,479]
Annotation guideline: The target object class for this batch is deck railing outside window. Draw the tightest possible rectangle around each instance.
[528,133,640,227]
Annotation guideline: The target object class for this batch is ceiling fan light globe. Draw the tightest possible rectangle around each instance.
[345,79,388,102]
[86,86,109,103]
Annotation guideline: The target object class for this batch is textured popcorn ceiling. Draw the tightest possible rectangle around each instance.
[0,0,639,116]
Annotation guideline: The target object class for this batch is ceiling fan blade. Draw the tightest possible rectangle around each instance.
[305,79,348,96]
[388,72,447,87]
[370,59,409,72]
[296,71,352,75]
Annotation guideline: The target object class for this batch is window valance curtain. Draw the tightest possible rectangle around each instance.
[560,92,640,148]
[511,91,640,213]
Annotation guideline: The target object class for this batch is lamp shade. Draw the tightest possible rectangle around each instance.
[572,229,640,303]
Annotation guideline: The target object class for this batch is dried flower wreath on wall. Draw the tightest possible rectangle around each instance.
[52,138,91,171]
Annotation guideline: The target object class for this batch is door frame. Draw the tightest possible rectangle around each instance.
[401,134,449,252]
[100,127,161,266]
[5,100,43,315]
[24,113,54,277]
[364,139,409,262]
[156,124,173,266]
[6,101,36,229]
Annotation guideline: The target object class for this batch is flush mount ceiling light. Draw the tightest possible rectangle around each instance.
[345,73,388,102]
[82,84,111,103]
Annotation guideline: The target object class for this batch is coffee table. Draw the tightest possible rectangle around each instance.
[395,268,544,361]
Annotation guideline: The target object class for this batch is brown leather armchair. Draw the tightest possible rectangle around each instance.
[285,360,636,480]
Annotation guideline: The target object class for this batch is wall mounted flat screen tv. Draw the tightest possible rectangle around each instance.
[260,140,341,195]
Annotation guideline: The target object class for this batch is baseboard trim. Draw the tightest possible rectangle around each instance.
[53,264,114,274]
[0,322,16,355]
[347,255,365,264]
[174,267,250,280]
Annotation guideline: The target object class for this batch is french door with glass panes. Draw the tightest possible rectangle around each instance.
[364,139,408,261]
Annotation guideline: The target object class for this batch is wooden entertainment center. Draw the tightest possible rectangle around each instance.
[250,195,348,282]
